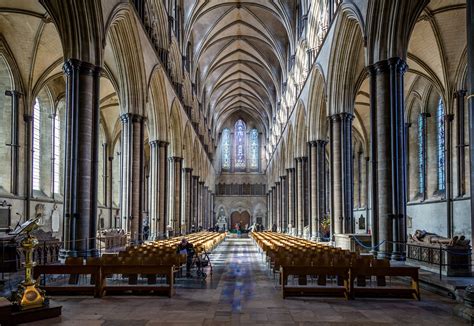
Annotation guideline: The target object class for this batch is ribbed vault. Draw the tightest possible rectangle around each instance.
[185,0,295,143]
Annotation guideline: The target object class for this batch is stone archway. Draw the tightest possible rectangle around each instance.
[230,211,251,230]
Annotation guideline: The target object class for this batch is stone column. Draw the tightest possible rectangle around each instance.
[61,59,101,257]
[148,140,158,239]
[295,157,304,237]
[132,115,144,243]
[368,58,408,260]
[467,0,474,254]
[268,189,273,229]
[203,186,209,228]
[280,175,287,232]
[157,141,168,238]
[5,90,20,195]
[198,181,205,228]
[287,168,296,235]
[191,175,199,229]
[316,140,328,240]
[168,157,182,235]
[271,186,276,230]
[329,114,343,236]
[340,113,354,234]
[23,114,33,221]
[455,90,467,197]
[120,114,131,234]
[302,156,309,237]
[120,114,144,244]
[309,141,318,239]
[275,181,281,232]
[182,168,193,234]
[108,155,114,227]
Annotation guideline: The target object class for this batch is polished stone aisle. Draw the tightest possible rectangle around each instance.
[27,238,467,325]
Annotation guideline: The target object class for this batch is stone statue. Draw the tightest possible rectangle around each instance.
[409,229,470,247]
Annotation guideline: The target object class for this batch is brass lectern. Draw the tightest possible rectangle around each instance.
[9,217,45,309]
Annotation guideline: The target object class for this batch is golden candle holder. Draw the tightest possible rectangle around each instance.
[10,217,46,310]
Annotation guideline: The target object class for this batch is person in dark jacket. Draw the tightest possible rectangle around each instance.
[176,238,195,277]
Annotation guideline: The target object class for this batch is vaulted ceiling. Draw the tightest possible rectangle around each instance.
[185,0,296,137]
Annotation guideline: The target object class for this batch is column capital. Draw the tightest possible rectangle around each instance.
[158,140,169,147]
[5,90,22,97]
[308,140,318,147]
[183,167,193,173]
[275,181,281,186]
[198,181,205,185]
[420,112,431,118]
[295,156,307,162]
[367,57,407,76]
[63,58,101,77]
[23,114,33,123]
[120,112,132,123]
[168,156,183,163]
[316,139,328,147]
[339,112,354,121]
[286,167,295,173]
[280,175,286,181]
[132,114,144,123]
[455,89,467,97]
[328,114,341,122]
[149,140,159,147]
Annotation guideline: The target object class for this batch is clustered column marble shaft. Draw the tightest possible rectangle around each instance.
[329,113,353,237]
[191,175,199,228]
[316,140,328,240]
[157,141,168,238]
[281,175,287,233]
[5,90,20,195]
[120,113,144,244]
[168,157,182,234]
[369,58,407,260]
[295,157,306,237]
[182,168,193,233]
[275,181,281,231]
[62,59,101,257]
[309,141,318,240]
[267,189,273,229]
[149,140,158,239]
[287,168,295,235]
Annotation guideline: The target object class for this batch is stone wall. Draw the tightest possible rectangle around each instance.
[214,195,267,228]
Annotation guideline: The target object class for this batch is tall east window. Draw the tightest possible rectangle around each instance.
[249,128,259,170]
[234,119,246,170]
[221,128,231,170]
[32,98,41,191]
[417,114,425,196]
[437,98,446,192]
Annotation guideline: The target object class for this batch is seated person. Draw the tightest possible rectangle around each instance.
[176,238,195,277]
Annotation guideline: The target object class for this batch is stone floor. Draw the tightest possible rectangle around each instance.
[23,238,469,325]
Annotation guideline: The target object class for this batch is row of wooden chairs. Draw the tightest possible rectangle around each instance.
[251,232,420,300]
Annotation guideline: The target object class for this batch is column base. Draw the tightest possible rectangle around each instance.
[59,248,99,260]
[391,251,406,261]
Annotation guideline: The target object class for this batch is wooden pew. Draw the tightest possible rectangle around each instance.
[33,264,101,297]
[99,264,174,298]
[280,265,350,299]
[349,265,420,300]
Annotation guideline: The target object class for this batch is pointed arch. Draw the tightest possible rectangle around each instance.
[148,65,169,141]
[169,98,183,157]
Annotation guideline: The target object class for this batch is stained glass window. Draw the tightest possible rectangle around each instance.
[234,119,246,170]
[418,114,425,195]
[221,128,231,170]
[53,112,61,193]
[437,98,446,191]
[249,129,259,170]
[33,98,41,191]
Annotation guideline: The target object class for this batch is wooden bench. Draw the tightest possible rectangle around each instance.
[280,265,350,299]
[33,264,101,297]
[99,264,174,298]
[349,266,420,300]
